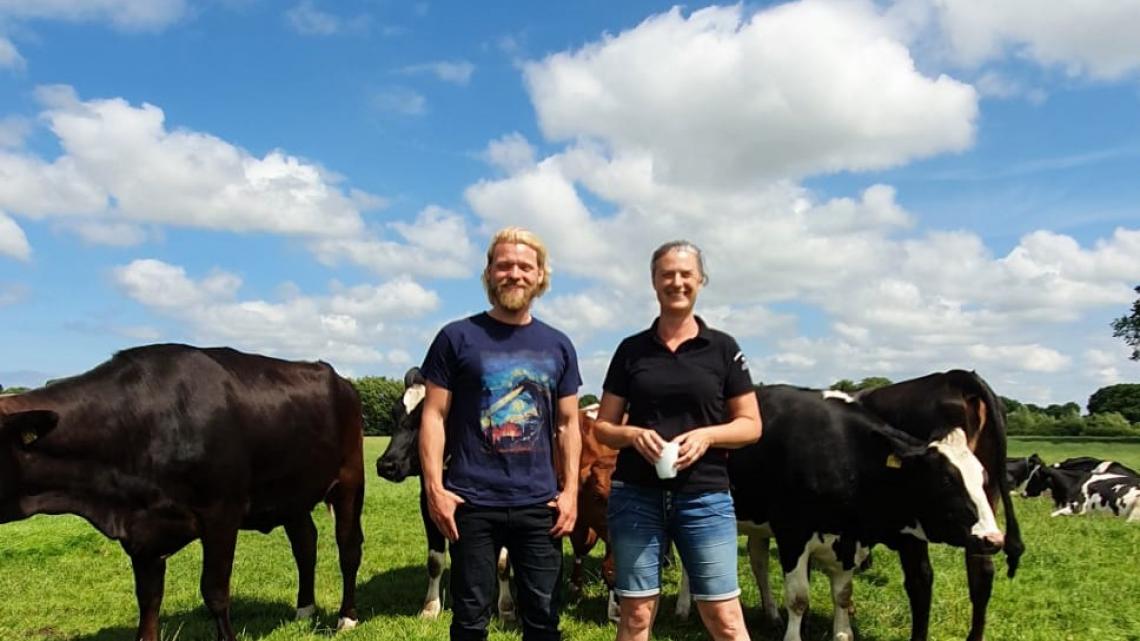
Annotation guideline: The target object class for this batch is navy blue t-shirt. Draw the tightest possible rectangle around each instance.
[421,312,582,507]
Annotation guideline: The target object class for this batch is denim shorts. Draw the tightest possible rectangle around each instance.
[606,480,741,601]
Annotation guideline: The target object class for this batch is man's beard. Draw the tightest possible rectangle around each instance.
[494,282,536,311]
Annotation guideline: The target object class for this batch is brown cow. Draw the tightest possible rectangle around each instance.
[0,344,364,641]
[567,404,619,620]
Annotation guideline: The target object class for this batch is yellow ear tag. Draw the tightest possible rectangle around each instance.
[21,430,38,446]
[885,453,902,469]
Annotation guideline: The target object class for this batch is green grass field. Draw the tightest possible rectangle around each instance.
[2,437,1139,641]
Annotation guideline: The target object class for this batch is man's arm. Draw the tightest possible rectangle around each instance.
[548,394,580,537]
[419,380,465,542]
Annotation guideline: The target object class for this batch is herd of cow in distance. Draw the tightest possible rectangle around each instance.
[2,343,1138,641]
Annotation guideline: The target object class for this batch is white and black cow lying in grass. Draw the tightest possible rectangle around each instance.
[678,383,1004,641]
[1023,458,1140,521]
[375,367,515,620]
[1023,457,1138,509]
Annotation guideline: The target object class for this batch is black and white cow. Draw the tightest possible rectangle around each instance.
[1005,454,1041,491]
[375,368,515,620]
[681,385,1003,641]
[0,344,365,641]
[1023,458,1138,508]
[855,370,1022,641]
[1050,469,1140,522]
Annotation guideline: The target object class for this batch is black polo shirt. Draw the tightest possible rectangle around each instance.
[602,316,754,493]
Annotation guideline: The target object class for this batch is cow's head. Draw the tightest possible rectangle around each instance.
[0,409,58,512]
[889,427,1004,555]
[1022,462,1052,498]
[376,367,426,483]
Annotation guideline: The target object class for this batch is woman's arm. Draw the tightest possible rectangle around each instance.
[594,391,667,464]
[674,391,762,471]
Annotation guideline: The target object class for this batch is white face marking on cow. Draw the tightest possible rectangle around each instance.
[931,428,1001,539]
[402,383,426,416]
[822,390,855,403]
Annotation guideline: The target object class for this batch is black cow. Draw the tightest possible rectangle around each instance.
[0,344,365,641]
[681,385,1003,641]
[856,370,1023,641]
[375,367,515,620]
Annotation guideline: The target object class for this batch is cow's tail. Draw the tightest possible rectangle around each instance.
[971,371,1023,578]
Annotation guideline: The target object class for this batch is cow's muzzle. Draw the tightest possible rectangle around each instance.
[969,530,1004,555]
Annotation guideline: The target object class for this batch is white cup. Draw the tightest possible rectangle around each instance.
[655,441,680,479]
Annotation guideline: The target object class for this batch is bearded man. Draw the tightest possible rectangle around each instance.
[419,226,582,641]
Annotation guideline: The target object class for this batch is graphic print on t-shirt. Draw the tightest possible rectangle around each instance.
[479,351,555,454]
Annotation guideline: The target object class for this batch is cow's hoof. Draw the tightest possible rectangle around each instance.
[336,617,358,631]
[419,600,442,619]
[295,604,316,620]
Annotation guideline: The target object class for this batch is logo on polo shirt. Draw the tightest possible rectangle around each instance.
[733,350,749,372]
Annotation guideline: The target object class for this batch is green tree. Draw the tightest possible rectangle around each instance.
[0,385,30,394]
[1000,396,1024,415]
[856,376,892,391]
[350,376,404,436]
[1043,402,1081,419]
[1111,284,1140,360]
[1087,383,1140,424]
[579,394,599,408]
[1083,412,1136,437]
[830,379,857,393]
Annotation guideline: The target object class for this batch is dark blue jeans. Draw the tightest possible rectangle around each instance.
[450,503,562,641]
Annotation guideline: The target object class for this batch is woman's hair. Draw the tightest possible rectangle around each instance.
[650,240,708,285]
[481,226,552,302]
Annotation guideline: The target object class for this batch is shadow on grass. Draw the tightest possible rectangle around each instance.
[67,596,304,641]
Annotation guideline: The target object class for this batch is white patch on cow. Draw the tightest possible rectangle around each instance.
[295,604,316,620]
[1121,487,1140,522]
[781,533,868,641]
[497,547,516,622]
[822,390,855,403]
[336,616,358,631]
[420,549,446,619]
[607,589,620,623]
[1058,473,1140,522]
[737,519,773,538]
[930,428,1001,540]
[402,383,426,415]
[900,521,929,541]
[581,403,599,420]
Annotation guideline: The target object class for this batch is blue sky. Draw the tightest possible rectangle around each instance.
[1,0,1138,407]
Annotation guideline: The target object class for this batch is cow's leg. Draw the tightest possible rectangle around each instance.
[896,538,932,641]
[569,522,597,597]
[965,553,994,641]
[602,542,619,623]
[420,482,447,618]
[675,566,692,620]
[496,546,517,622]
[199,522,239,641]
[748,535,781,626]
[284,514,318,620]
[330,480,364,630]
[130,554,166,641]
[826,568,856,641]
[781,544,812,641]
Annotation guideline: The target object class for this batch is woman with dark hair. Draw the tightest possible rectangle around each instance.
[594,240,761,641]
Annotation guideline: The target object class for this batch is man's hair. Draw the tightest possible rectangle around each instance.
[650,240,709,285]
[482,226,552,303]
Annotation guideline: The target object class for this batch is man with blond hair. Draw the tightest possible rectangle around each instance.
[419,227,582,641]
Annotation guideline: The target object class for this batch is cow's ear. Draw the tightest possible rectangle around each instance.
[2,410,59,447]
[404,367,425,388]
